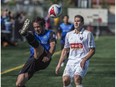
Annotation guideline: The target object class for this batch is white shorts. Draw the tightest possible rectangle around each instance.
[63,59,89,79]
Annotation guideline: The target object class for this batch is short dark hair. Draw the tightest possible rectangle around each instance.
[74,15,84,24]
[33,16,45,26]
[63,15,69,19]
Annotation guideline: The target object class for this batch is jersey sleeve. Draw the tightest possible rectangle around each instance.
[88,32,95,48]
[49,31,57,43]
[64,33,70,48]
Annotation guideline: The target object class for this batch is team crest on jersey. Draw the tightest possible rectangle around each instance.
[43,35,47,39]
[80,37,83,41]
[41,36,48,44]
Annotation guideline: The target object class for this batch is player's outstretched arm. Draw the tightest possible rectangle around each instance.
[55,48,69,75]
[42,41,56,62]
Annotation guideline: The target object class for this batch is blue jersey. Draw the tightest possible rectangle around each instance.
[29,30,56,58]
[58,23,74,44]
[1,16,12,32]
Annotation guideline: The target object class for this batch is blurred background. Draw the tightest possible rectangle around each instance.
[1,0,115,87]
[1,0,115,44]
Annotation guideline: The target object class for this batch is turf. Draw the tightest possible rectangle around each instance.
[1,36,115,87]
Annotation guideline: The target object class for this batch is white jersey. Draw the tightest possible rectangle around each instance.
[63,28,95,78]
[64,28,95,61]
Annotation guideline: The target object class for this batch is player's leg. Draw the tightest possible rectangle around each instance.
[62,64,73,87]
[74,60,89,87]
[15,40,48,87]
[74,67,83,87]
[25,31,44,59]
[16,51,49,87]
[62,76,72,87]
[19,18,40,49]
[19,18,44,58]
[16,50,51,87]
[16,19,49,86]
[74,75,83,87]
[16,26,46,87]
[16,73,28,87]
[16,19,31,87]
[15,32,44,87]
[16,57,36,87]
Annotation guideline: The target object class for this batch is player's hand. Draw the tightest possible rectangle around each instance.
[80,58,86,69]
[55,64,61,75]
[42,56,50,62]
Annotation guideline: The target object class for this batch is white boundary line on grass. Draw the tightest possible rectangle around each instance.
[1,51,61,75]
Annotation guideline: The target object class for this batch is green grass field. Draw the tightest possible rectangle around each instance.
[1,36,115,87]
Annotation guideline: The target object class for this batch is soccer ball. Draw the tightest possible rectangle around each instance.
[48,4,62,18]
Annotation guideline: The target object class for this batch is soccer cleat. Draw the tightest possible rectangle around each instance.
[19,19,30,35]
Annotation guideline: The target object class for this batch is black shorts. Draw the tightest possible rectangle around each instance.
[19,50,51,79]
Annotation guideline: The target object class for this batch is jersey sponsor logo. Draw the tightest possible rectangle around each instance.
[70,43,83,49]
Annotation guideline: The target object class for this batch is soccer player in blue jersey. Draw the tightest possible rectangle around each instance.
[16,17,56,87]
[57,15,74,66]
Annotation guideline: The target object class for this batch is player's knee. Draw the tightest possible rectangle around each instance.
[74,75,82,85]
[16,81,26,87]
[16,74,25,87]
[63,76,71,86]
[16,81,23,87]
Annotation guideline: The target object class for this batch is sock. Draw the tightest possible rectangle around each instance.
[63,84,72,87]
[76,84,83,87]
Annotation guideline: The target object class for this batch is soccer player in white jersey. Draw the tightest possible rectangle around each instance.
[55,15,95,87]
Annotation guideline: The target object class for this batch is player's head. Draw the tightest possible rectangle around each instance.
[74,15,84,31]
[63,15,69,24]
[32,16,45,34]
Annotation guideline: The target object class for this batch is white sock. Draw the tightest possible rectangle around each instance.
[63,84,72,87]
[76,84,83,87]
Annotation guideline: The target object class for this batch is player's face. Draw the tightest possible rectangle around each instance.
[33,22,44,34]
[74,17,83,30]
[63,16,69,23]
